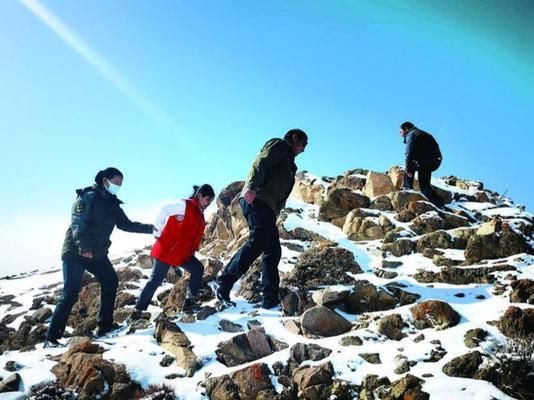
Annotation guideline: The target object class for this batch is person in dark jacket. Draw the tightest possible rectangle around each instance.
[45,167,154,347]
[130,184,215,320]
[400,121,443,206]
[216,129,308,309]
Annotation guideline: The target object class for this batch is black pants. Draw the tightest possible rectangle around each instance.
[218,198,281,302]
[47,256,118,340]
[135,257,204,311]
[404,159,442,206]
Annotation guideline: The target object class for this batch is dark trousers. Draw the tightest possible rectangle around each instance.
[135,257,204,311]
[47,256,118,340]
[404,160,442,206]
[218,198,281,302]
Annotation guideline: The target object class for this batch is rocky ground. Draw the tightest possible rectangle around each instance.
[0,166,533,400]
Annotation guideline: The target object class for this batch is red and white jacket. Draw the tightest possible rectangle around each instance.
[150,199,206,266]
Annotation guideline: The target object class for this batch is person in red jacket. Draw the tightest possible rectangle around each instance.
[130,184,215,319]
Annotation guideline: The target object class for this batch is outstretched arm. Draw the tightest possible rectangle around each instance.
[116,208,154,234]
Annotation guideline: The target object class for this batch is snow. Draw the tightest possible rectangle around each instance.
[1,189,532,399]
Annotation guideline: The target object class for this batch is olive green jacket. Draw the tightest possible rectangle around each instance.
[243,138,297,215]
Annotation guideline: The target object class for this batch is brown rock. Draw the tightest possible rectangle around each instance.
[231,363,274,399]
[410,300,461,329]
[318,188,370,221]
[496,306,534,338]
[364,171,395,197]
[300,306,352,337]
[390,191,427,212]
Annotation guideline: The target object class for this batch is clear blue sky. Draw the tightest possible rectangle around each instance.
[0,1,533,272]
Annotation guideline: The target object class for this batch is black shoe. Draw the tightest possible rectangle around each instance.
[96,322,122,337]
[216,285,231,303]
[127,309,143,323]
[44,338,65,348]
[183,297,198,312]
[261,298,280,310]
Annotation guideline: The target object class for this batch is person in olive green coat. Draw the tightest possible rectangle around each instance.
[216,129,308,309]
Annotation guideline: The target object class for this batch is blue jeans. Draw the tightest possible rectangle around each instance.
[47,256,118,340]
[218,198,281,303]
[135,257,204,311]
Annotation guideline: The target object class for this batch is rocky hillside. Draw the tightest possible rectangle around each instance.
[0,166,533,400]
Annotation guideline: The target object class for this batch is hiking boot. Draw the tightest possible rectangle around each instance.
[216,284,231,304]
[127,309,143,323]
[261,297,280,310]
[96,322,122,337]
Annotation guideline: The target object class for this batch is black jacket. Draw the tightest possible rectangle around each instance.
[404,127,442,170]
[62,185,152,260]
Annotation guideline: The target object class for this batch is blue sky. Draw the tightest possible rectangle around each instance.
[0,0,533,273]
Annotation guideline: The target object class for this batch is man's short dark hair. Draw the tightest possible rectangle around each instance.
[400,121,415,131]
[284,129,308,144]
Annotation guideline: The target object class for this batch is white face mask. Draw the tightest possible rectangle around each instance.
[105,180,121,195]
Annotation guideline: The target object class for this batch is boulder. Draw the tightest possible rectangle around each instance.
[378,314,406,341]
[154,319,200,377]
[289,343,332,365]
[290,172,326,204]
[300,306,352,337]
[216,181,245,208]
[390,374,430,400]
[216,328,287,367]
[388,166,405,190]
[464,328,488,348]
[51,340,139,399]
[364,171,395,197]
[281,289,316,317]
[465,221,529,263]
[292,362,334,391]
[442,351,483,378]
[135,253,153,269]
[311,288,350,306]
[332,173,367,191]
[390,191,427,212]
[410,211,446,234]
[410,300,461,329]
[416,230,466,253]
[339,336,363,346]
[343,282,397,314]
[232,364,274,399]
[510,279,534,304]
[318,188,370,221]
[283,242,362,289]
[496,306,534,338]
[369,195,393,211]
[116,267,144,283]
[219,320,244,333]
[383,238,416,257]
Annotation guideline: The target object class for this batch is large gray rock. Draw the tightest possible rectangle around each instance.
[301,306,352,337]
